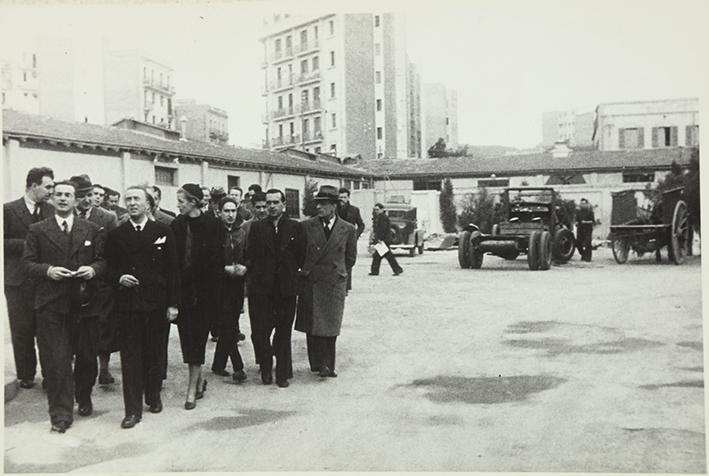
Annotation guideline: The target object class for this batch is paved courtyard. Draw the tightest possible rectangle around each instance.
[4,245,704,472]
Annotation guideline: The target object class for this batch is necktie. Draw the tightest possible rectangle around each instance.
[323,220,331,240]
[62,220,69,235]
[135,225,142,232]
[79,209,87,220]
[32,204,41,223]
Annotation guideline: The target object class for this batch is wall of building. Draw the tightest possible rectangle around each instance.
[36,37,76,122]
[381,13,398,159]
[103,53,140,125]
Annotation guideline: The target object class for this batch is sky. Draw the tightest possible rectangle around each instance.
[0,0,707,149]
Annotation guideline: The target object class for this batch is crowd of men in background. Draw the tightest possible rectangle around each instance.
[4,167,369,433]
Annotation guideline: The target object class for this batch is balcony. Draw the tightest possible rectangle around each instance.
[269,74,295,92]
[271,106,296,120]
[262,138,270,149]
[272,46,294,63]
[302,130,324,143]
[295,39,320,55]
[143,78,174,95]
[271,135,300,148]
[296,69,321,85]
[301,99,322,114]
[209,129,229,142]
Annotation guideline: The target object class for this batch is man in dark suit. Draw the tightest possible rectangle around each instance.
[23,180,106,433]
[103,187,129,221]
[245,188,304,388]
[4,167,55,389]
[295,185,358,378]
[152,185,177,218]
[337,187,365,293]
[71,175,119,386]
[105,186,180,429]
[369,203,403,276]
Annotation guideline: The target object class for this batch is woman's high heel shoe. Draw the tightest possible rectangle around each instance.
[196,379,207,400]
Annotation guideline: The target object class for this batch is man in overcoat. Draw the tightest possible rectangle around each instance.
[295,185,357,378]
[4,167,55,389]
[337,187,365,293]
[71,175,119,385]
[245,189,304,388]
[23,180,106,433]
[369,203,403,276]
[105,186,179,428]
[575,198,596,262]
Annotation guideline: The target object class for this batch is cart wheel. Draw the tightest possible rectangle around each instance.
[539,231,552,270]
[470,231,484,269]
[670,200,689,265]
[458,231,472,268]
[528,231,541,270]
[552,228,575,263]
[612,237,629,264]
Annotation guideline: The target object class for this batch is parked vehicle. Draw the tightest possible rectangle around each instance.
[383,205,426,257]
[458,187,575,270]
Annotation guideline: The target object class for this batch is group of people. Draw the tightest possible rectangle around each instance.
[4,167,365,433]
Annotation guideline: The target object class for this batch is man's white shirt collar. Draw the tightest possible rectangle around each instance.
[23,195,37,215]
[55,213,74,232]
[129,215,149,231]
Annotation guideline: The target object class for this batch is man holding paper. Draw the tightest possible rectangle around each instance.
[368,203,403,276]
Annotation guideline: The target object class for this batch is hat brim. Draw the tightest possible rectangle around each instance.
[314,195,338,202]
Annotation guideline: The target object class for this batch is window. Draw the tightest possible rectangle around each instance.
[159,72,163,85]
[151,92,155,104]
[300,59,308,74]
[329,20,334,35]
[622,172,655,183]
[618,127,644,149]
[143,66,147,79]
[312,56,319,71]
[285,188,300,218]
[160,95,164,107]
[32,53,36,68]
[23,72,27,82]
[278,124,284,138]
[288,93,293,109]
[376,99,382,111]
[1,92,4,104]
[277,95,283,110]
[151,70,154,83]
[330,82,336,98]
[228,175,241,190]
[152,115,156,124]
[289,121,294,137]
[314,116,321,133]
[288,64,293,83]
[330,51,335,67]
[413,179,442,191]
[330,144,337,155]
[301,89,309,106]
[686,125,699,146]
[315,146,321,153]
[300,29,308,46]
[155,166,177,186]
[375,71,382,84]
[277,66,282,82]
[353,181,361,190]
[313,86,320,102]
[285,35,292,52]
[275,38,282,54]
[374,15,380,27]
[144,90,149,105]
[303,118,310,136]
[331,113,337,128]
[375,43,381,56]
[376,127,383,139]
[314,25,318,40]
[478,178,511,187]
[546,174,585,185]
[651,126,678,147]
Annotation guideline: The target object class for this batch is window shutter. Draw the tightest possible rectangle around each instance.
[637,128,644,148]
[671,126,678,146]
[618,128,625,149]
[651,127,658,148]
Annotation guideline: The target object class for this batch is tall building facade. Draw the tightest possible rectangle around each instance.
[422,83,458,153]
[541,109,594,148]
[593,98,699,151]
[259,13,421,159]
[103,51,175,129]
[174,99,229,144]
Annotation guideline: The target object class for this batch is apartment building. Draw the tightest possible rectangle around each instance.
[174,99,229,144]
[103,50,175,129]
[593,98,699,152]
[259,13,421,160]
[541,109,594,148]
[422,83,458,153]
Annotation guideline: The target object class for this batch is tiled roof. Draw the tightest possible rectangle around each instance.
[356,147,696,179]
[2,109,370,179]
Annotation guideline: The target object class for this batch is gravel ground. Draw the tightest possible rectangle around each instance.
[4,244,704,472]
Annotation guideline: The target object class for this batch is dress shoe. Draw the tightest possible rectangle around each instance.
[327,370,338,378]
[232,370,247,383]
[393,270,403,276]
[78,400,93,417]
[276,379,290,388]
[149,401,163,414]
[184,400,196,410]
[98,369,115,385]
[19,379,35,389]
[261,370,273,385]
[121,414,141,429]
[318,366,331,378]
[196,379,207,399]
[211,368,230,377]
[51,421,71,433]
[237,332,246,342]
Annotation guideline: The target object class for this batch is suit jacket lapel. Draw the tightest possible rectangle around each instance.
[12,198,34,229]
[70,220,90,257]
[314,217,343,262]
[41,217,70,254]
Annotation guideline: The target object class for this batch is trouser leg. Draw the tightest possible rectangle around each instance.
[385,252,403,273]
[250,295,274,373]
[119,314,143,417]
[143,313,164,407]
[306,334,318,371]
[346,267,353,291]
[5,285,39,381]
[73,318,98,405]
[161,320,170,380]
[36,309,74,425]
[273,296,296,382]
[370,253,382,274]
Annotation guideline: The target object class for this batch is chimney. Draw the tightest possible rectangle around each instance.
[179,116,188,141]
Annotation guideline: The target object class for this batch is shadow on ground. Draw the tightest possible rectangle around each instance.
[407,375,566,404]
[187,408,295,432]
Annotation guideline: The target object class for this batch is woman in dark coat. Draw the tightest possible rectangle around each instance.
[170,184,222,409]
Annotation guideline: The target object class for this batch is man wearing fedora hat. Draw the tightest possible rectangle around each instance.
[295,185,357,378]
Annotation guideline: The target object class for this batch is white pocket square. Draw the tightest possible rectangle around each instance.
[84,240,91,246]
[154,236,166,244]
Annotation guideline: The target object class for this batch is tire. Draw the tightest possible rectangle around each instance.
[458,231,472,268]
[670,200,689,265]
[409,247,416,257]
[470,231,484,269]
[418,244,424,255]
[539,230,552,270]
[611,237,629,264]
[527,231,541,270]
[491,224,500,236]
[552,228,575,263]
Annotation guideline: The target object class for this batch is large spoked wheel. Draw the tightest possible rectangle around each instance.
[670,200,689,265]
[539,231,552,270]
[527,231,541,270]
[458,231,472,268]
[470,231,484,269]
[552,228,575,263]
[612,236,630,264]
